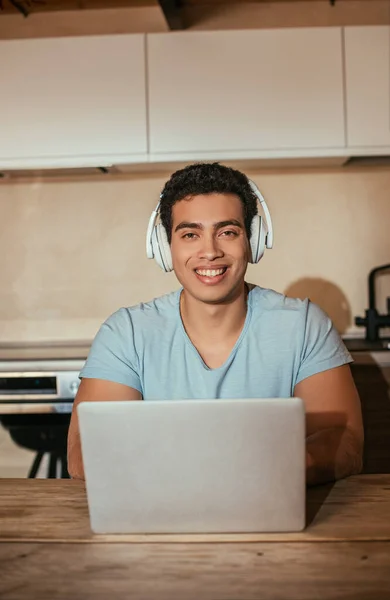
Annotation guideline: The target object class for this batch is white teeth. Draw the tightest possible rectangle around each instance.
[196,268,225,277]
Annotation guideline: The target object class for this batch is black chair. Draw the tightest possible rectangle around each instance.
[0,413,71,478]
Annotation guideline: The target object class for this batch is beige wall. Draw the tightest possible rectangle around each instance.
[0,166,390,342]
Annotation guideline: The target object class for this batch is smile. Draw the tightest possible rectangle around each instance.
[193,267,229,285]
[195,268,227,277]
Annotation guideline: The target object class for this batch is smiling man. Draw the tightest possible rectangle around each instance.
[67,162,364,484]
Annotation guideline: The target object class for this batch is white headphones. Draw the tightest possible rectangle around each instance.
[146,179,274,273]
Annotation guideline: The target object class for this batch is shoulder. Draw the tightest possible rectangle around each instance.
[80,290,181,388]
[247,285,351,383]
[248,285,309,316]
[104,289,181,331]
[248,284,331,334]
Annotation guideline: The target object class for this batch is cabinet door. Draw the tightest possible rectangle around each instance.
[147,28,345,155]
[0,35,147,164]
[345,26,390,147]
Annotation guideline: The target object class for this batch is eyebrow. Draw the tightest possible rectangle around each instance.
[174,219,243,233]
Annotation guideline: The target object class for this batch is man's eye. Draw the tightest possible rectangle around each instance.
[221,230,238,237]
[183,232,197,239]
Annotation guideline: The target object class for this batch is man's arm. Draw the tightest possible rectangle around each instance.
[67,378,142,480]
[294,364,364,487]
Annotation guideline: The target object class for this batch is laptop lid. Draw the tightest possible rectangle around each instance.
[78,398,306,534]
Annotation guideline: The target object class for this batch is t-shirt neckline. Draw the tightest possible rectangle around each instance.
[175,286,254,372]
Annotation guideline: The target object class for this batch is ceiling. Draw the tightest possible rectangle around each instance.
[0,0,375,15]
[0,0,386,35]
[0,1,153,14]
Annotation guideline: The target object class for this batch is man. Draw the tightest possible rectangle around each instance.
[67,162,364,484]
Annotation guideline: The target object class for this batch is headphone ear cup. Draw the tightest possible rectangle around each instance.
[151,226,164,271]
[249,215,266,264]
[155,223,173,272]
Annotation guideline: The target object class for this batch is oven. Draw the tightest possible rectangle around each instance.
[0,343,89,478]
[0,367,82,415]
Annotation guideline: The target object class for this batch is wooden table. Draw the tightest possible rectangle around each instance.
[1,475,390,599]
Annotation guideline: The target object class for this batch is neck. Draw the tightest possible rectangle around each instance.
[180,282,249,343]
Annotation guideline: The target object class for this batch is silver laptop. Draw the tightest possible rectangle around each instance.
[78,398,306,534]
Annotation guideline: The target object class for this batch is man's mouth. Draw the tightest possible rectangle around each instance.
[195,268,227,277]
[194,267,228,285]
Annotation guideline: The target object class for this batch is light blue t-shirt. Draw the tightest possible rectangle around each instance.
[80,285,352,399]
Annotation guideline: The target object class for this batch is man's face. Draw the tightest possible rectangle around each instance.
[170,193,250,304]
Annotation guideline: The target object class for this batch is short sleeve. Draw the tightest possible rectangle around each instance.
[295,300,353,386]
[79,308,142,393]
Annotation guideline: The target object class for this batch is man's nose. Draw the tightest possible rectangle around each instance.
[199,234,224,260]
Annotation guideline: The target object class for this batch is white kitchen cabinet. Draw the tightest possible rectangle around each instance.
[344,26,390,147]
[147,28,345,156]
[0,35,147,166]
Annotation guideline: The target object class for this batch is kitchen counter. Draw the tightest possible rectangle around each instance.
[1,476,390,599]
[0,341,90,362]
[343,337,390,352]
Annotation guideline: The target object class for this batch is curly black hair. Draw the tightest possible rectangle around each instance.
[159,162,258,243]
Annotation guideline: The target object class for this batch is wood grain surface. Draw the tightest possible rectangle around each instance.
[1,475,390,600]
[1,475,390,543]
[1,541,390,600]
